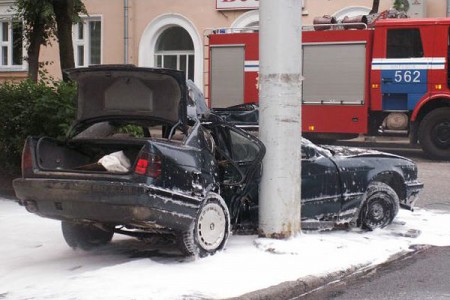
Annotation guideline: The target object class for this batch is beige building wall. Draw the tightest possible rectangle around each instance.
[427,0,447,17]
[1,0,448,83]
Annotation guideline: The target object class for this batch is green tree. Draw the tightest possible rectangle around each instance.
[51,0,78,81]
[0,79,76,172]
[14,0,86,82]
[14,0,54,82]
[393,0,410,12]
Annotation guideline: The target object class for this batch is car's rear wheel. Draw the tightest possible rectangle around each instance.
[177,193,230,257]
[358,182,400,230]
[61,221,114,250]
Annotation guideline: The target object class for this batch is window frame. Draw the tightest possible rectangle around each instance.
[154,50,195,80]
[386,28,424,59]
[0,18,26,71]
[73,16,103,67]
[154,27,195,82]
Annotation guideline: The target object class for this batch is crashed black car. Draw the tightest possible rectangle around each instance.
[13,66,263,257]
[298,140,422,230]
[13,65,423,257]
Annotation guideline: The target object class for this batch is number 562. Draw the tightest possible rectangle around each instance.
[394,70,421,83]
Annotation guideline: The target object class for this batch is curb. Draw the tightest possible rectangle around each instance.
[230,245,431,300]
[228,264,368,300]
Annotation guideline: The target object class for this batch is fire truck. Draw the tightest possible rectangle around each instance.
[205,17,450,160]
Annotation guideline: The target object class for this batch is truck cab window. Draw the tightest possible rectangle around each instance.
[386,28,423,58]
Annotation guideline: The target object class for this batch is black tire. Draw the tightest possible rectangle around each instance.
[61,221,114,250]
[418,107,450,160]
[358,182,400,230]
[177,193,230,257]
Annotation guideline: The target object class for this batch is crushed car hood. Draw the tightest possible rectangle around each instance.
[323,145,412,161]
[66,65,187,125]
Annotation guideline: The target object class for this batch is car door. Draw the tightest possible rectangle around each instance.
[301,143,342,221]
[208,123,265,210]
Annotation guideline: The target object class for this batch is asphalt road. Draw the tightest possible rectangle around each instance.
[300,139,450,300]
[301,246,450,300]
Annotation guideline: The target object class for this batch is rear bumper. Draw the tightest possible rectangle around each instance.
[402,181,424,210]
[13,178,202,231]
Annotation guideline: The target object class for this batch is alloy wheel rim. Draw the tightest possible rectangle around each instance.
[196,202,226,251]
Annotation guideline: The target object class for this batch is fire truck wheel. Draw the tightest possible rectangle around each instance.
[418,107,450,160]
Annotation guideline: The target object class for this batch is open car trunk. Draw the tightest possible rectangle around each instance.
[30,109,191,175]
[26,65,190,176]
[31,120,189,175]
[35,137,146,173]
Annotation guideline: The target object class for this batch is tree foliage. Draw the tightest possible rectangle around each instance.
[393,0,410,12]
[0,79,77,172]
[13,0,87,82]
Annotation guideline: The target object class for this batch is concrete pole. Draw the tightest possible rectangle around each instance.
[258,0,302,238]
[124,0,129,64]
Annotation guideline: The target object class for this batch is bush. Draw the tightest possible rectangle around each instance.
[0,79,76,173]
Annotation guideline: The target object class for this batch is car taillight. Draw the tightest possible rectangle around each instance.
[134,152,162,178]
[21,142,33,176]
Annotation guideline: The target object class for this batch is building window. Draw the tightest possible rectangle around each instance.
[74,18,101,67]
[0,20,23,69]
[387,28,423,58]
[155,26,194,81]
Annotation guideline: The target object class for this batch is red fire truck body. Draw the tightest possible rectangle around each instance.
[206,18,450,160]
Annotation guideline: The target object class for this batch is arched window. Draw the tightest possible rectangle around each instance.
[231,10,259,29]
[155,26,194,81]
